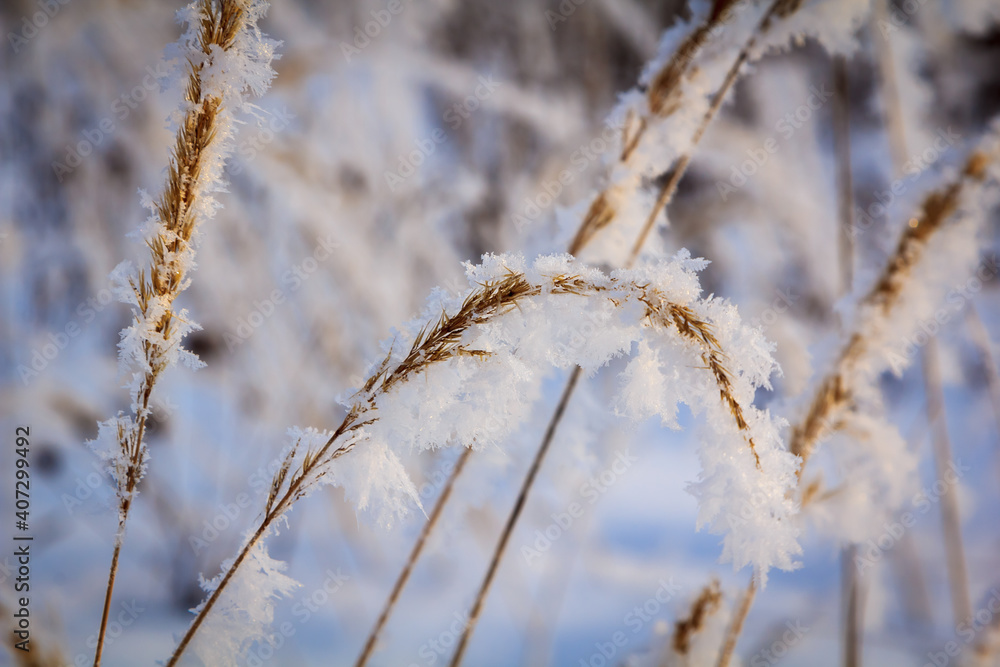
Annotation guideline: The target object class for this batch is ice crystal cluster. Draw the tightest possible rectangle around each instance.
[289,251,801,582]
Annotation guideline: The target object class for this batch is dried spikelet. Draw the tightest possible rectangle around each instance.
[117,0,252,471]
[168,263,775,666]
[570,0,804,260]
[867,152,988,315]
[116,0,249,464]
[800,476,824,507]
[569,1,745,255]
[664,303,761,467]
[569,191,616,257]
[671,579,724,656]
[275,269,771,512]
[647,0,742,118]
[93,1,270,664]
[790,150,994,473]
[323,272,765,473]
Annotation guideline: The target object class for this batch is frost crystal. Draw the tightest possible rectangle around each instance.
[288,252,800,581]
[191,535,300,667]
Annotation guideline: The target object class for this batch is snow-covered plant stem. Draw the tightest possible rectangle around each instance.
[624,0,796,265]
[90,1,276,664]
[790,150,994,478]
[450,1,841,662]
[364,1,863,661]
[352,1,775,651]
[169,255,796,666]
[568,0,839,264]
[566,0,752,255]
[694,145,999,665]
[354,445,472,666]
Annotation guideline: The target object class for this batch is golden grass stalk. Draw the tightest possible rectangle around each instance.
[704,150,994,662]
[569,0,803,260]
[171,268,764,667]
[790,152,992,473]
[94,1,249,664]
[569,0,744,255]
[447,3,817,662]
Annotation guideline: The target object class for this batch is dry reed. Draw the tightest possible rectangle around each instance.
[570,0,760,255]
[448,1,816,662]
[93,1,249,664]
[692,148,994,666]
[168,269,763,666]
[789,151,991,472]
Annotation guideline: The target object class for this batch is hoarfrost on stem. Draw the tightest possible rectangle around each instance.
[287,251,801,581]
[89,0,279,497]
[191,533,301,667]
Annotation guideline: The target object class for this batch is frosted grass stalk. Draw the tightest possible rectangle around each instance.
[87,1,277,664]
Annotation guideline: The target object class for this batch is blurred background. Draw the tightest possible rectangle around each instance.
[2,0,1000,665]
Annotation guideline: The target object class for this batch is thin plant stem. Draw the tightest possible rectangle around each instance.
[890,531,935,628]
[627,0,785,264]
[354,447,472,666]
[447,367,582,667]
[832,49,863,667]
[871,0,909,171]
[92,1,252,662]
[94,532,123,666]
[450,2,795,662]
[874,0,971,627]
[841,545,864,667]
[964,304,1000,479]
[715,578,756,667]
[922,340,973,625]
[832,55,855,295]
